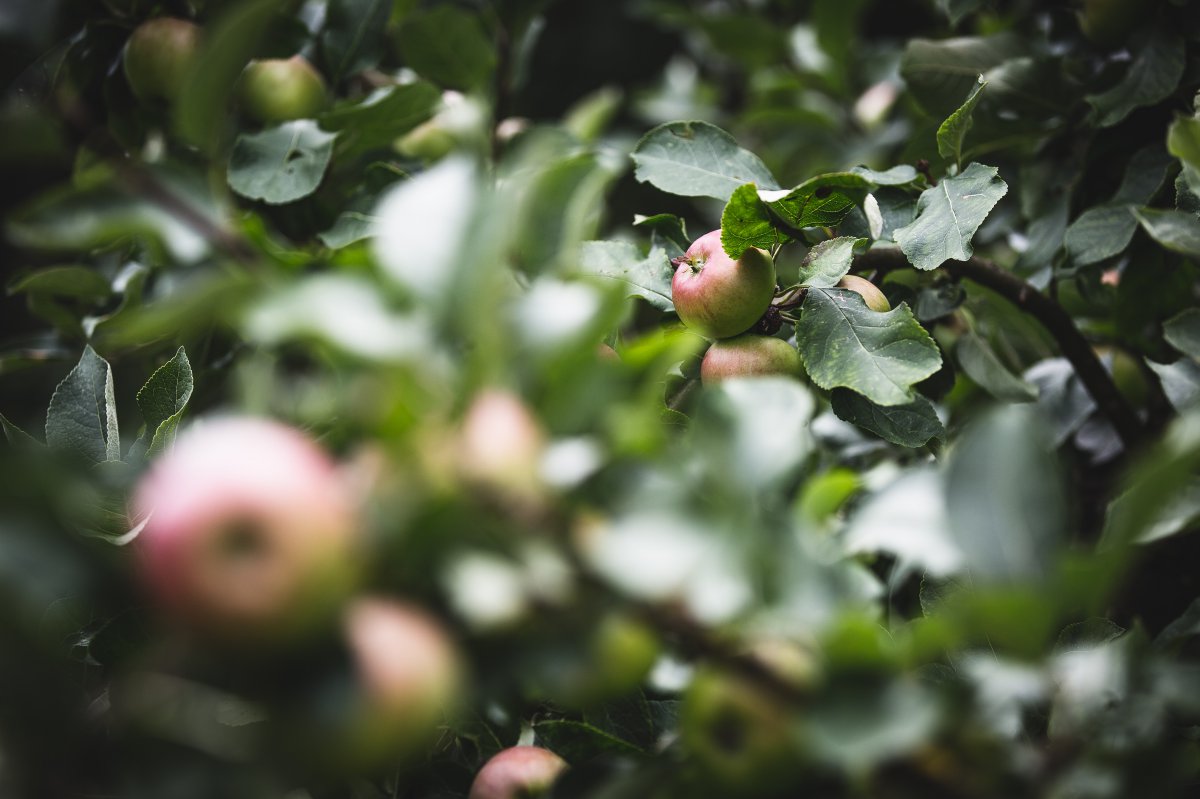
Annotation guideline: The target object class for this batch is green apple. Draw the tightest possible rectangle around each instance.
[837,274,890,312]
[700,334,802,385]
[239,56,328,123]
[123,17,202,103]
[469,746,567,799]
[672,230,776,340]
[1078,0,1149,49]
[681,667,800,794]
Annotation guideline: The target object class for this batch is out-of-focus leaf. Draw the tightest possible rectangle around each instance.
[1023,358,1096,445]
[1149,359,1200,412]
[45,346,120,462]
[1064,205,1137,266]
[634,213,690,260]
[1107,476,1200,545]
[807,678,941,774]
[956,332,1037,402]
[1164,308,1200,358]
[318,210,375,249]
[319,81,439,155]
[0,412,40,447]
[1157,597,1200,650]
[895,163,1007,271]
[797,237,867,288]
[632,121,779,201]
[720,183,782,257]
[900,34,1025,116]
[227,121,337,205]
[175,0,287,153]
[944,405,1064,583]
[934,0,984,25]
[1134,208,1200,257]
[395,5,496,90]
[797,288,942,406]
[760,172,871,231]
[913,282,965,322]
[1086,27,1185,128]
[830,389,943,448]
[318,0,391,83]
[937,75,986,167]
[579,240,674,312]
[7,266,112,301]
[533,719,645,760]
[844,469,960,576]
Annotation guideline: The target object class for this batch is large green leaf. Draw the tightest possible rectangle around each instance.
[760,172,871,231]
[720,182,782,258]
[937,75,986,168]
[830,388,944,447]
[1087,27,1185,128]
[579,240,674,312]
[894,163,1007,271]
[319,81,439,156]
[632,121,779,201]
[227,121,337,205]
[1063,205,1137,266]
[796,288,942,406]
[394,5,496,91]
[45,346,120,462]
[797,237,867,288]
[135,347,193,458]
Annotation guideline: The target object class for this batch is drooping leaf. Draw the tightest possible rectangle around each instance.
[894,162,1007,271]
[830,388,944,447]
[1134,208,1200,257]
[1086,27,1185,128]
[394,5,496,91]
[632,121,779,201]
[759,172,872,231]
[45,346,120,462]
[956,332,1037,402]
[796,288,942,406]
[900,34,1025,116]
[579,240,674,312]
[135,347,193,458]
[227,121,337,205]
[1064,205,1137,266]
[797,237,867,288]
[720,182,782,258]
[944,405,1064,583]
[1164,308,1200,358]
[936,75,986,167]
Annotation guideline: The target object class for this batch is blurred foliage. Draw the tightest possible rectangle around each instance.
[3,0,1200,798]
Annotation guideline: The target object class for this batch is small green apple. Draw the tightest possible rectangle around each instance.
[123,17,202,103]
[672,230,776,340]
[837,274,890,312]
[701,334,802,385]
[239,56,328,123]
[1078,0,1149,49]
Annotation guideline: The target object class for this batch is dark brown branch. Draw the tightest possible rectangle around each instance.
[853,247,1145,451]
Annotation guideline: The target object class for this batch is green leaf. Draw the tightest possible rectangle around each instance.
[1149,359,1200,412]
[797,237,867,288]
[633,213,690,260]
[579,240,674,312]
[797,288,942,406]
[7,266,111,300]
[318,210,376,249]
[720,182,782,258]
[533,719,645,761]
[136,347,193,457]
[849,165,922,187]
[318,81,439,156]
[956,332,1037,402]
[936,75,986,168]
[394,5,496,91]
[1086,28,1185,128]
[759,172,871,231]
[900,34,1024,116]
[318,0,391,84]
[1168,115,1200,174]
[830,389,944,447]
[632,121,779,202]
[227,121,337,205]
[945,405,1064,583]
[45,346,120,462]
[1107,477,1200,545]
[0,412,40,448]
[1134,208,1200,257]
[894,163,1007,271]
[1164,308,1200,358]
[1063,205,1137,266]
[175,0,287,153]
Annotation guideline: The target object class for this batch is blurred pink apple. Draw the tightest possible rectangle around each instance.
[469,746,568,799]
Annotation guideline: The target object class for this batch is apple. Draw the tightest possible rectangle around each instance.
[123,17,202,103]
[672,230,776,340]
[239,56,328,123]
[680,667,800,794]
[1078,0,1148,49]
[458,389,546,500]
[130,416,358,642]
[535,612,662,708]
[837,274,890,312]
[701,334,802,385]
[469,746,568,799]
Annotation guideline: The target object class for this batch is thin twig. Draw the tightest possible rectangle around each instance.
[853,247,1145,451]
